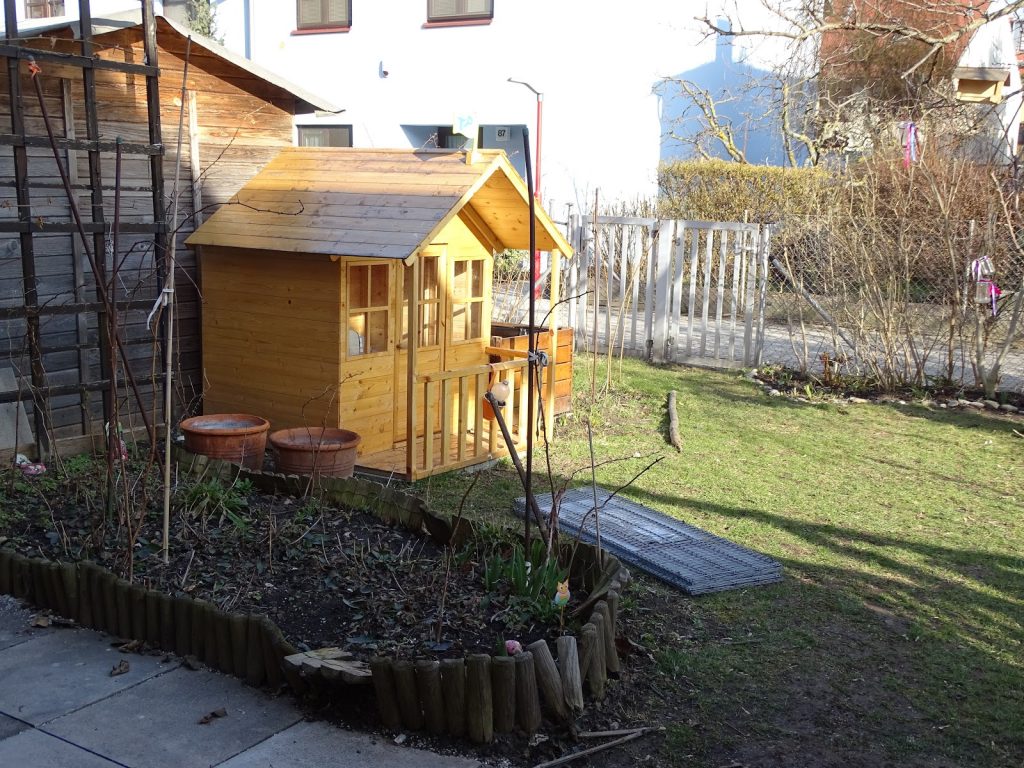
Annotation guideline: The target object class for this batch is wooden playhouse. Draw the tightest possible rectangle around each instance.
[185,147,573,479]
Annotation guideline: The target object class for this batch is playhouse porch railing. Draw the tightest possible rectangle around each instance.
[408,358,533,480]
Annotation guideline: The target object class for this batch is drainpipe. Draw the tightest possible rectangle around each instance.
[243,0,252,59]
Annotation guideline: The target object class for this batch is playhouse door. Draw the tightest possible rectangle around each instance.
[394,247,446,445]
[341,259,397,456]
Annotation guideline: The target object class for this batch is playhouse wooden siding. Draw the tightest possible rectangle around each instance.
[188,147,573,477]
[0,17,323,445]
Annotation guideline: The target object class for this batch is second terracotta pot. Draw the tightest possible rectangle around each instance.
[269,427,361,478]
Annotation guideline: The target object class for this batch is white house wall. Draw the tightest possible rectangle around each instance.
[211,0,784,216]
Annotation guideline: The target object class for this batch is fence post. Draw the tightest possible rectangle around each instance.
[651,221,674,363]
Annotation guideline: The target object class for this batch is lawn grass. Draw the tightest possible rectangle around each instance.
[417,357,1024,767]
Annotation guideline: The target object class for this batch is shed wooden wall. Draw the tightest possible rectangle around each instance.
[200,246,340,430]
[0,19,297,448]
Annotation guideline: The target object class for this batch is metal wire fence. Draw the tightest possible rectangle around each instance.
[764,213,1024,393]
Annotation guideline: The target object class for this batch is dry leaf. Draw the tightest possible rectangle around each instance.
[109,659,130,677]
[197,707,227,725]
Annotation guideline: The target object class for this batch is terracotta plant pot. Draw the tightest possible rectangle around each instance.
[179,414,270,469]
[269,427,361,478]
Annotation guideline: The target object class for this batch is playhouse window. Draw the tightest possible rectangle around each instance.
[347,263,390,356]
[297,125,353,147]
[451,258,485,342]
[401,255,441,348]
[427,0,492,22]
[25,0,63,17]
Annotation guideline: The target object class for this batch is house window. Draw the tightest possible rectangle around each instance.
[347,263,390,356]
[450,258,485,343]
[296,0,351,30]
[25,0,64,18]
[297,125,353,147]
[427,0,492,23]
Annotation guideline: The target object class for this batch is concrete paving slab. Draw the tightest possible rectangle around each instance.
[215,719,480,768]
[0,595,51,651]
[0,628,177,725]
[44,666,303,768]
[0,727,121,767]
[0,713,28,740]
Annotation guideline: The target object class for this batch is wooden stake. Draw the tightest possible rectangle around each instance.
[76,562,95,629]
[129,584,146,641]
[557,635,584,713]
[144,589,161,646]
[415,660,445,735]
[514,650,542,733]
[607,588,620,640]
[370,657,402,729]
[157,592,175,652]
[114,579,132,638]
[393,660,425,731]
[0,548,11,595]
[10,553,28,599]
[465,654,493,744]
[99,571,118,635]
[190,599,211,665]
[215,608,234,674]
[59,563,78,621]
[440,657,467,737]
[667,390,682,451]
[491,655,516,733]
[527,639,569,721]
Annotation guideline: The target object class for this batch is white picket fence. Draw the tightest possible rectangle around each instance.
[565,215,770,367]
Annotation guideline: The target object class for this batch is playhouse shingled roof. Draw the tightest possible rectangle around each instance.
[184,147,573,261]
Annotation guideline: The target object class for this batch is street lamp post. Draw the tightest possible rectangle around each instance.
[508,77,543,298]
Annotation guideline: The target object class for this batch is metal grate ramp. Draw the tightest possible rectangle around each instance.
[517,487,783,595]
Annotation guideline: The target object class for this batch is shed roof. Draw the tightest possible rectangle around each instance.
[8,11,339,113]
[185,148,574,261]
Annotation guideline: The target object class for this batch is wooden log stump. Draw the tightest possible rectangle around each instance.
[465,654,493,744]
[254,615,284,690]
[245,614,267,688]
[214,608,234,674]
[46,562,68,617]
[129,584,147,641]
[491,655,516,734]
[526,640,569,722]
[514,650,541,734]
[205,605,223,670]
[229,613,248,678]
[556,635,584,714]
[415,660,445,736]
[98,570,119,636]
[607,588,620,638]
[588,611,607,699]
[439,658,466,737]
[29,558,48,608]
[59,563,79,623]
[578,623,600,693]
[190,599,212,665]
[595,601,620,675]
[173,596,192,657]
[392,660,424,731]
[76,562,95,630]
[370,657,402,729]
[156,593,175,651]
[0,548,12,595]
[114,579,132,638]
[144,590,162,646]
[9,552,29,599]
[667,389,682,451]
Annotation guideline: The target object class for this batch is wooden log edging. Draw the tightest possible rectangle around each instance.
[171,449,631,741]
[0,548,310,704]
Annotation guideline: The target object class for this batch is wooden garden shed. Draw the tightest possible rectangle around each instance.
[186,147,573,480]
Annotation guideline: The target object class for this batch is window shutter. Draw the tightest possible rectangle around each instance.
[428,0,459,19]
[297,0,321,26]
[328,0,349,25]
